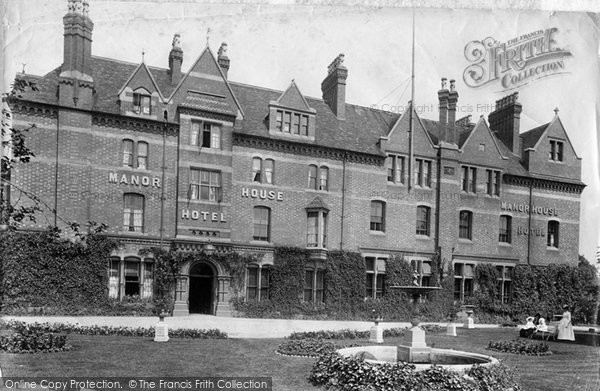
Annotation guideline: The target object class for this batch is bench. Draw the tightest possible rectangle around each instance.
[530,325,557,341]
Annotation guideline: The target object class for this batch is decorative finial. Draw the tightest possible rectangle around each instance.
[449,79,455,92]
[21,63,26,74]
[67,0,75,13]
[217,42,228,58]
[554,107,559,116]
[172,33,181,49]
[206,27,211,47]
[74,0,83,15]
[441,77,447,90]
[142,49,146,63]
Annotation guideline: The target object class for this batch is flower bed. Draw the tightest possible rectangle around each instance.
[287,327,405,340]
[309,352,522,391]
[276,339,337,357]
[486,339,551,356]
[1,321,228,339]
[0,324,71,353]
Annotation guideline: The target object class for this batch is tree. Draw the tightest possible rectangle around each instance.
[1,79,40,228]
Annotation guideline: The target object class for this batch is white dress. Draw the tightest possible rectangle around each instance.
[557,311,575,341]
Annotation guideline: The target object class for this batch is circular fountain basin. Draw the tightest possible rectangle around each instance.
[337,345,498,372]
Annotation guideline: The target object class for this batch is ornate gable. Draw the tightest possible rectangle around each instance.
[167,47,244,120]
[267,80,317,141]
[118,63,163,120]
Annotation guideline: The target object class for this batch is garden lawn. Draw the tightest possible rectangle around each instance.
[0,328,598,391]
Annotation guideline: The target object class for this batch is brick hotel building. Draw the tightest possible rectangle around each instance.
[6,1,585,316]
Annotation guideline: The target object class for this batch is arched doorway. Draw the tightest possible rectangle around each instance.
[188,262,215,314]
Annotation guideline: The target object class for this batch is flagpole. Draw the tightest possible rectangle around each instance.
[408,7,415,192]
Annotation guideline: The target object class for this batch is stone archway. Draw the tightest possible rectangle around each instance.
[188,261,216,314]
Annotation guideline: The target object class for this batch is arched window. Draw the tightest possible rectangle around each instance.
[499,215,512,243]
[459,210,472,240]
[252,157,262,182]
[252,157,275,184]
[308,165,317,189]
[123,193,144,232]
[253,207,271,241]
[319,166,329,190]
[416,206,430,236]
[137,141,148,169]
[547,220,559,248]
[370,201,385,232]
[122,139,134,167]
[264,159,274,184]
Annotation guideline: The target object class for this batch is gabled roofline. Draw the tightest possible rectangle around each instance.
[274,79,314,112]
[384,105,436,149]
[414,109,437,149]
[531,115,582,160]
[117,62,165,101]
[165,46,245,118]
[460,116,508,159]
[385,105,409,140]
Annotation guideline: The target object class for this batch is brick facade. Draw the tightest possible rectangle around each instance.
[4,1,585,316]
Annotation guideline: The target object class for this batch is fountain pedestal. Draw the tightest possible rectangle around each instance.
[397,325,432,363]
[369,318,384,343]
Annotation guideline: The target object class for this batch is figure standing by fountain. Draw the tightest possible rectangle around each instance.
[557,305,575,341]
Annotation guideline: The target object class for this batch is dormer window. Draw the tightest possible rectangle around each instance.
[133,92,151,115]
[275,110,309,136]
[549,140,564,162]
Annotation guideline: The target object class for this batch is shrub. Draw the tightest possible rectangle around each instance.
[1,320,227,339]
[309,352,522,391]
[277,339,337,357]
[288,327,405,340]
[0,325,71,353]
[486,339,551,356]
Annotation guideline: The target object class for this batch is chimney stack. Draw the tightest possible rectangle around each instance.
[488,92,522,156]
[437,78,449,143]
[321,54,347,119]
[169,34,183,85]
[447,79,458,144]
[217,42,230,79]
[59,0,94,108]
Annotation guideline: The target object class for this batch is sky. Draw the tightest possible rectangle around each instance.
[2,0,599,262]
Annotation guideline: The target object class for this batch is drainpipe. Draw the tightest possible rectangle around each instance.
[54,112,60,227]
[339,152,347,250]
[527,178,533,265]
[160,110,167,247]
[434,147,442,252]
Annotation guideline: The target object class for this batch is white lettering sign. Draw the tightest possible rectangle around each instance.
[181,209,226,222]
[108,172,161,188]
[241,187,283,201]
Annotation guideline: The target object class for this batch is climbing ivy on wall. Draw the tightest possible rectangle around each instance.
[324,251,366,318]
[269,246,308,317]
[0,229,119,314]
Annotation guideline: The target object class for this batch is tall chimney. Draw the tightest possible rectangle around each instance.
[217,42,230,79]
[447,79,458,144]
[59,0,94,108]
[321,54,347,119]
[488,92,522,156]
[437,78,449,143]
[169,34,183,85]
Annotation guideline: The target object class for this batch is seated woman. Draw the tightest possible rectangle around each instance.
[536,318,548,332]
[519,316,537,338]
